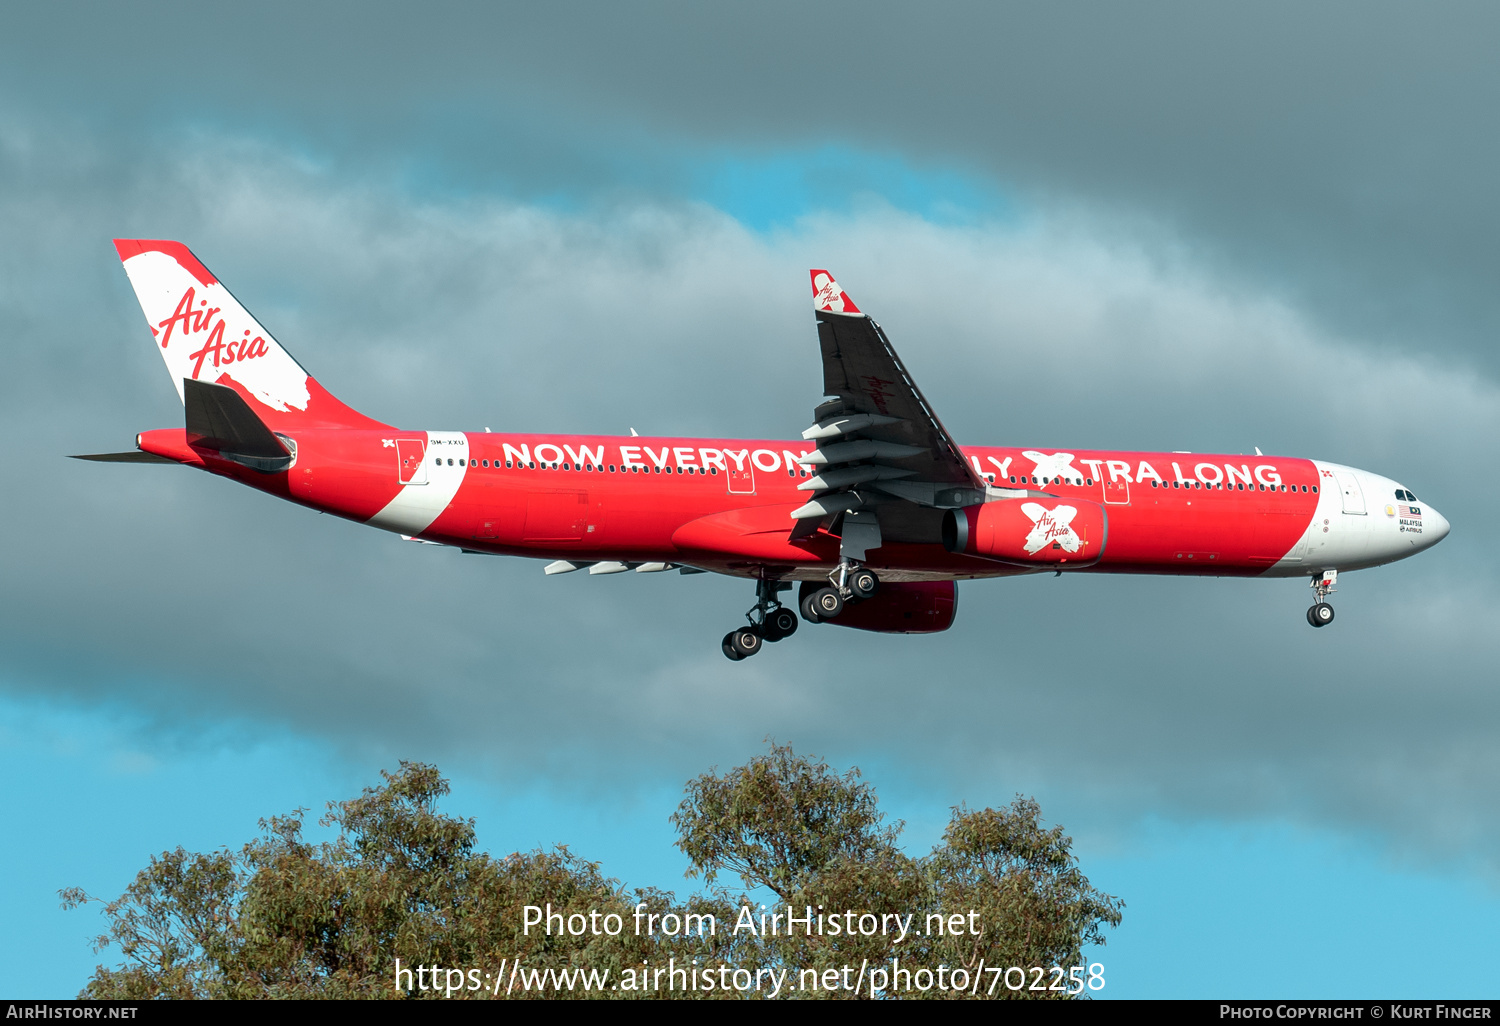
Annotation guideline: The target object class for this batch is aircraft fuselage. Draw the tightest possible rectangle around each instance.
[136,426,1448,582]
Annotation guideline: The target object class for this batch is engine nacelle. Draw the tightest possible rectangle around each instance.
[800,580,958,634]
[942,497,1108,567]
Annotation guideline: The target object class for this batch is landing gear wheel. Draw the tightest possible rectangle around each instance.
[1307,603,1335,628]
[765,607,799,640]
[849,568,879,600]
[722,632,745,660]
[729,627,763,658]
[810,587,844,620]
[800,591,824,624]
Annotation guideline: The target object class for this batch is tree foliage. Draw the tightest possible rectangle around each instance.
[64,746,1120,999]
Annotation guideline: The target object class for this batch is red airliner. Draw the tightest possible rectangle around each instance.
[82,241,1449,660]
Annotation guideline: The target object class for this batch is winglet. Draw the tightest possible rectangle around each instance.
[810,270,861,315]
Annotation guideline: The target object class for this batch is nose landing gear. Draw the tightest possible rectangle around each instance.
[721,580,799,660]
[1306,569,1336,628]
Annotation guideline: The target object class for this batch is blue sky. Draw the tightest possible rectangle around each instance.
[11,693,1500,999]
[3,4,1499,1000]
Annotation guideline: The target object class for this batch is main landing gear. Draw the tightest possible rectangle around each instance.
[720,562,882,660]
[799,560,879,625]
[721,580,800,661]
[1306,569,1336,628]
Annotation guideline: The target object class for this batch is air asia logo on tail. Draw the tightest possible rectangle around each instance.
[157,287,272,379]
[116,241,311,413]
[1021,502,1081,554]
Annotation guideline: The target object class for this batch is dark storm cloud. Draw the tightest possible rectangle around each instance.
[1,120,1494,868]
[4,3,1497,369]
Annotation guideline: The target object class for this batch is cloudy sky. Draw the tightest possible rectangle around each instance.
[3,2,1498,998]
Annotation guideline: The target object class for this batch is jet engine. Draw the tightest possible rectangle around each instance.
[942,497,1107,567]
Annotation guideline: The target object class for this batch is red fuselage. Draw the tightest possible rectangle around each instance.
[139,427,1357,582]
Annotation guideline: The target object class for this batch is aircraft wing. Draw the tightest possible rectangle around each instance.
[791,271,988,537]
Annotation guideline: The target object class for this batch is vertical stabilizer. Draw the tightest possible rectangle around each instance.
[113,240,386,430]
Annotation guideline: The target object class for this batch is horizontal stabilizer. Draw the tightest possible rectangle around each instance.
[69,451,177,464]
[184,378,293,470]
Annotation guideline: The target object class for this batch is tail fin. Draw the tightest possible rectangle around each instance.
[113,240,387,431]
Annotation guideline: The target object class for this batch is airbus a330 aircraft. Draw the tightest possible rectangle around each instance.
[82,240,1449,660]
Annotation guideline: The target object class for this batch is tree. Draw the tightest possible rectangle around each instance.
[673,744,1123,998]
[672,743,902,900]
[64,746,1121,999]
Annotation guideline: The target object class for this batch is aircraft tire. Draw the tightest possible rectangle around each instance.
[1308,603,1335,627]
[730,627,763,658]
[722,632,745,660]
[811,587,844,620]
[850,568,879,600]
[800,592,824,624]
[767,607,799,640]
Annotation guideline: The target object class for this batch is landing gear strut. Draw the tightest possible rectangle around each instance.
[721,564,882,658]
[1306,569,1336,628]
[721,579,798,660]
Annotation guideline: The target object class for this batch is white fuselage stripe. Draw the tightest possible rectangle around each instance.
[368,431,468,535]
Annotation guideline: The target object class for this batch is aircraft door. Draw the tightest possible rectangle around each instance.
[1102,478,1130,505]
[397,439,427,485]
[726,450,755,495]
[1337,471,1366,515]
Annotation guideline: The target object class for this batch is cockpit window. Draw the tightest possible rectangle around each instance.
[1394,489,1418,502]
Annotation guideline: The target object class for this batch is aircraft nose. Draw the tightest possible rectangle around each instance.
[1426,506,1451,545]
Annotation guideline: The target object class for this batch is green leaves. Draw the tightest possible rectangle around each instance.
[671,745,1123,998]
[63,749,1121,999]
[672,742,901,899]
